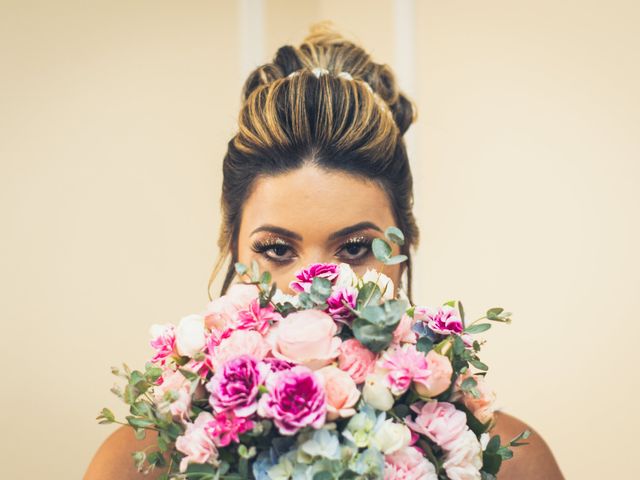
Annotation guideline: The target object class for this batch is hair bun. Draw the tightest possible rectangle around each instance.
[240,21,417,136]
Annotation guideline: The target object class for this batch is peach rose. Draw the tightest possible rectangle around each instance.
[462,375,496,424]
[316,365,360,420]
[210,329,270,371]
[270,310,341,369]
[414,350,453,398]
[338,338,377,384]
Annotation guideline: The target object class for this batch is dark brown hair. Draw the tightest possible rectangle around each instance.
[208,21,420,301]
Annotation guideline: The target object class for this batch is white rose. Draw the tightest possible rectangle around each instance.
[336,262,359,288]
[362,269,395,300]
[372,419,411,454]
[442,429,483,480]
[271,288,299,307]
[362,371,394,411]
[175,314,206,357]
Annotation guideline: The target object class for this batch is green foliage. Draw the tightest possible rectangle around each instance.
[352,299,408,352]
[465,323,492,334]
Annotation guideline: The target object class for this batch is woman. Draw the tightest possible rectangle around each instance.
[85,23,564,479]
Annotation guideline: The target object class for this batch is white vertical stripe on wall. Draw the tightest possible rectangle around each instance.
[393,0,418,162]
[239,0,266,84]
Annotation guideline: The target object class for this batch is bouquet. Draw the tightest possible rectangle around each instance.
[98,226,529,479]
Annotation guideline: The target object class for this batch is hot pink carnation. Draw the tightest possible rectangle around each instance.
[257,365,326,435]
[149,324,176,365]
[326,285,358,323]
[381,345,431,396]
[384,445,438,480]
[234,298,282,334]
[206,355,263,417]
[415,305,464,335]
[203,410,254,447]
[289,263,339,293]
[405,401,468,449]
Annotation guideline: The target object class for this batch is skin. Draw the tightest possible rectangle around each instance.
[84,164,565,479]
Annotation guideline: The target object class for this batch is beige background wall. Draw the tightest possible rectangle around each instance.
[1,1,638,478]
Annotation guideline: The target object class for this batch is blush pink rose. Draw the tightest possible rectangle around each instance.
[392,313,417,345]
[152,368,193,423]
[441,429,483,480]
[202,283,259,330]
[405,401,468,449]
[175,411,218,473]
[338,339,377,384]
[315,365,360,420]
[270,309,341,369]
[384,445,438,480]
[209,329,270,371]
[414,350,453,398]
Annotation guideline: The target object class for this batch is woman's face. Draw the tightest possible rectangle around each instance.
[236,164,403,295]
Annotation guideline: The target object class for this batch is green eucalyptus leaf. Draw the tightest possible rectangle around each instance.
[416,336,434,354]
[250,260,260,282]
[469,358,489,371]
[357,281,382,308]
[260,270,272,285]
[126,416,155,429]
[465,323,492,334]
[234,262,248,276]
[384,254,408,265]
[372,238,392,261]
[352,319,394,353]
[384,226,405,246]
[486,307,504,320]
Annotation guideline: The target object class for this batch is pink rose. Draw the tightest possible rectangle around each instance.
[384,445,438,480]
[234,297,282,334]
[209,329,270,371]
[257,366,327,435]
[202,283,259,330]
[152,369,192,422]
[414,305,463,335]
[270,310,341,369]
[206,355,263,417]
[338,339,377,384]
[442,429,483,480]
[289,263,339,293]
[175,411,218,473]
[315,365,360,420]
[392,313,417,345]
[414,350,453,398]
[405,401,468,449]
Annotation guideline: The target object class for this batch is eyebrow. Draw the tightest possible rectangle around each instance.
[250,221,383,242]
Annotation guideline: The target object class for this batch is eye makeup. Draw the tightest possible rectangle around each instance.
[249,233,375,266]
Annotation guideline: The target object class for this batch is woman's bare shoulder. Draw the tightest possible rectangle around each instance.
[491,410,565,479]
[84,426,169,480]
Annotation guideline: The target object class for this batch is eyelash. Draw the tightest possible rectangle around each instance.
[250,235,374,265]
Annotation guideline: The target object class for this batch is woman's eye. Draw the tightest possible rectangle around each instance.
[264,244,292,260]
[337,240,372,261]
[251,239,296,264]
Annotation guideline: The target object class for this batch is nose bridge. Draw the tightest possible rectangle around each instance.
[299,243,333,266]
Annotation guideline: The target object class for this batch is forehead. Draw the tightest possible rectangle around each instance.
[239,165,395,239]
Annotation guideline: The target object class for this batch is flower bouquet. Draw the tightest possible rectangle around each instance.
[98,227,529,479]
